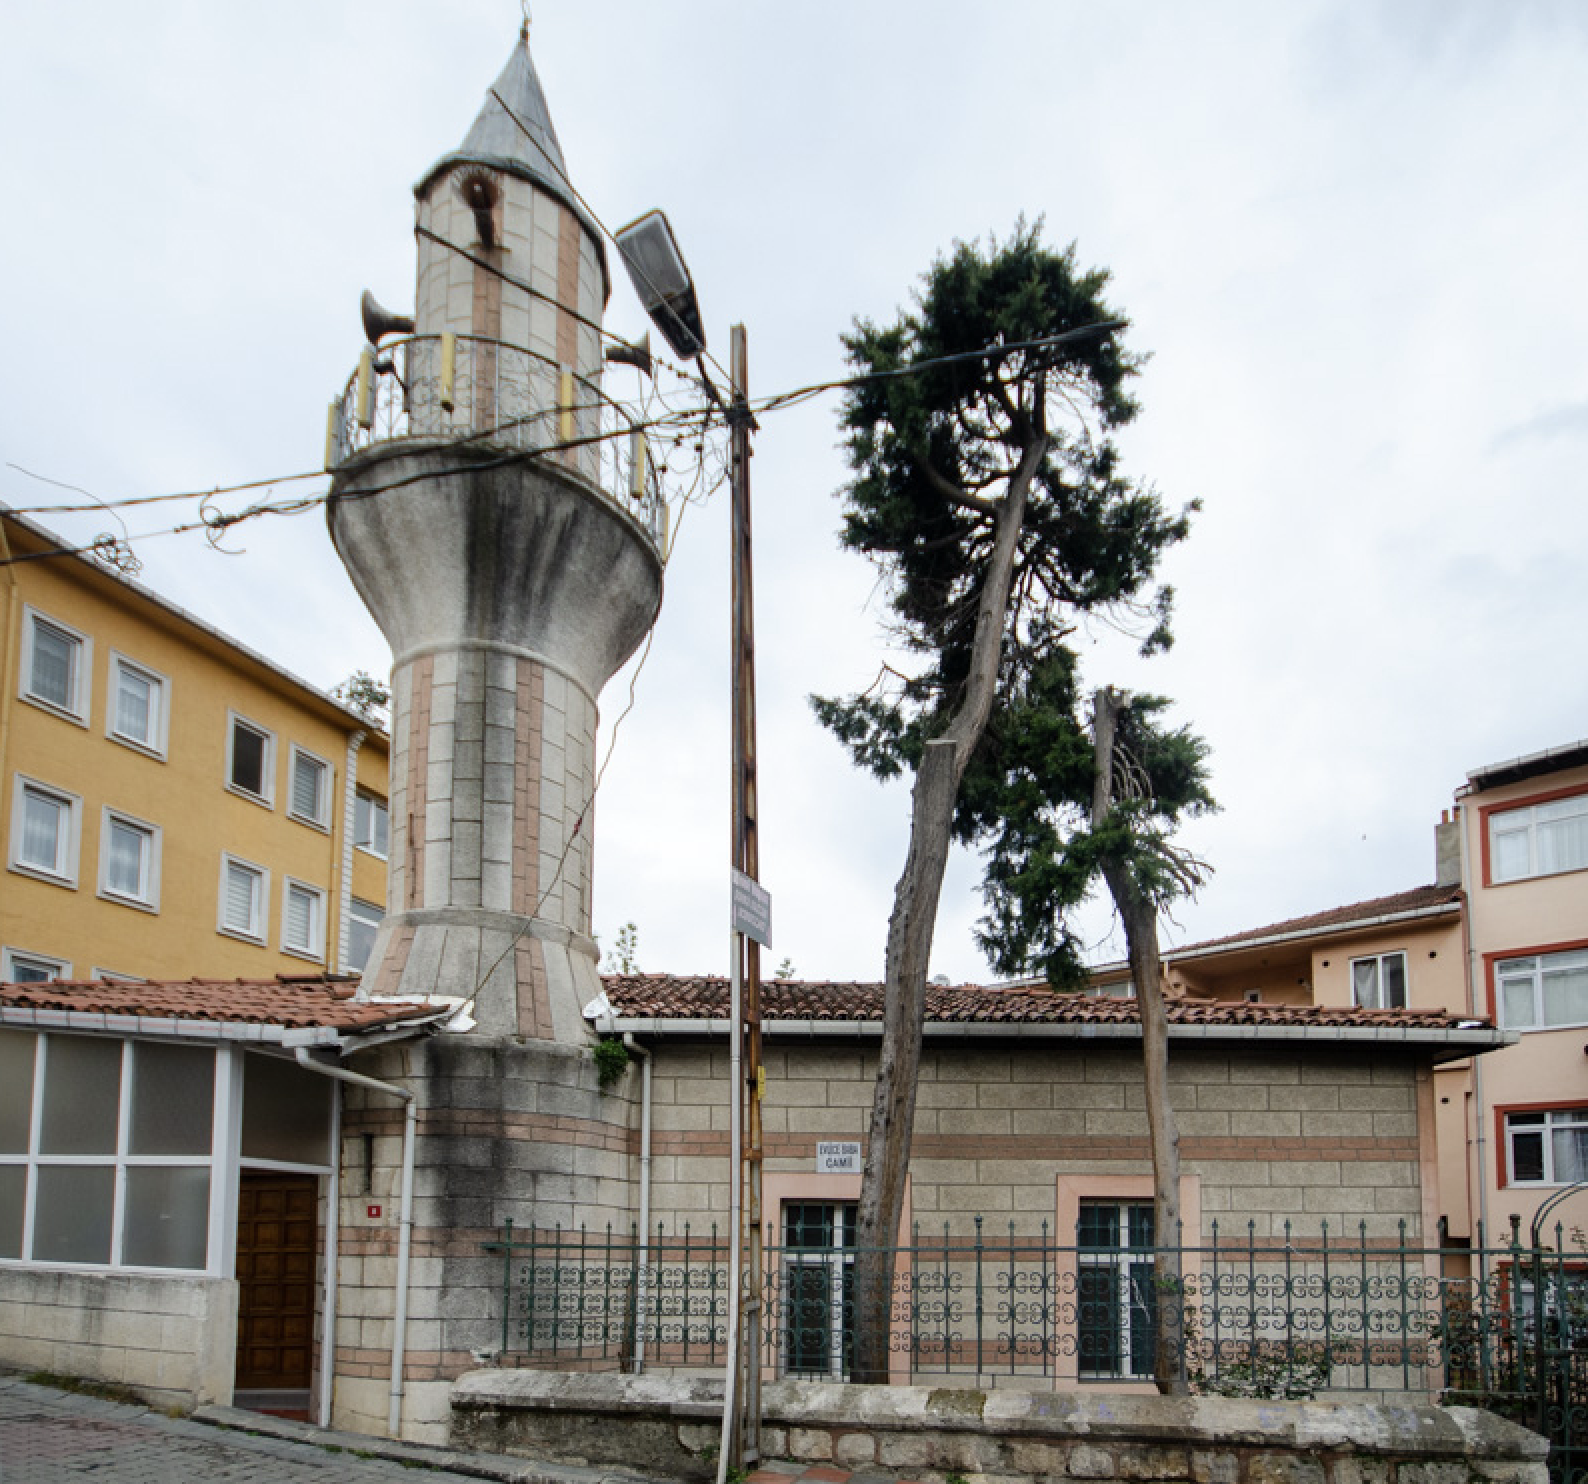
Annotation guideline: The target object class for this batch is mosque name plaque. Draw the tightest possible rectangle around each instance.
[816,1141,861,1173]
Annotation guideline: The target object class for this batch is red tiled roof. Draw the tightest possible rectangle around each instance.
[0,976,440,1033]
[599,974,1486,1033]
[1169,883,1462,957]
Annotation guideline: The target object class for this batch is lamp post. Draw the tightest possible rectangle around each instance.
[617,214,765,1479]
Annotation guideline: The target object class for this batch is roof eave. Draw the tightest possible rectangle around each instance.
[603,1016,1513,1062]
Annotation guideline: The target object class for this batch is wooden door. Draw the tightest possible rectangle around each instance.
[235,1172,318,1391]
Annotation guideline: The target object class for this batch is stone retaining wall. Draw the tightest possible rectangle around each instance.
[450,1372,1548,1484]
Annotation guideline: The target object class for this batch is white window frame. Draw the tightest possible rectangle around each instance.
[1497,948,1588,1032]
[1490,792,1588,884]
[1076,1198,1158,1381]
[1351,951,1408,1010]
[345,896,384,972]
[8,776,81,887]
[1506,1107,1588,1186]
[90,969,146,983]
[18,606,91,725]
[354,788,389,859]
[105,652,169,759]
[286,745,333,830]
[97,808,161,912]
[2,948,71,982]
[0,1031,225,1274]
[218,854,269,943]
[225,712,275,806]
[281,878,326,962]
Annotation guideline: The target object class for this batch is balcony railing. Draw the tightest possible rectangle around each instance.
[327,335,664,545]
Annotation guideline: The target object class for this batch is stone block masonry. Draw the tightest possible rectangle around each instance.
[646,1042,1429,1244]
[450,1373,1548,1484]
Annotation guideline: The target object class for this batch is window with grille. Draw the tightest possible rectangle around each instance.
[1077,1200,1157,1379]
[781,1201,856,1378]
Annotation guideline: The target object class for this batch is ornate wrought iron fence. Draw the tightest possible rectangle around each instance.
[328,335,664,544]
[484,1216,1588,1434]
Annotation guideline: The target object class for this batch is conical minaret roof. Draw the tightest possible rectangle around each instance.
[415,26,608,291]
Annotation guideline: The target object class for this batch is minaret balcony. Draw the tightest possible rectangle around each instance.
[326,334,664,548]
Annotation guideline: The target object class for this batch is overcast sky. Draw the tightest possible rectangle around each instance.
[4,2,1585,983]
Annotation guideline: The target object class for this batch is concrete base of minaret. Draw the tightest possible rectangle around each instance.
[329,1033,641,1441]
[328,441,662,1041]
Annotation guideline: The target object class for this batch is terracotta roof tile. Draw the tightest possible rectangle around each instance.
[1170,883,1462,956]
[600,974,1486,1033]
[0,976,438,1033]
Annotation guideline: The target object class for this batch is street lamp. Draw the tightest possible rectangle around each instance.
[618,211,764,1482]
[615,210,708,361]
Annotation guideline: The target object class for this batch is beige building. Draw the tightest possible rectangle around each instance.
[1456,741,1588,1244]
[1070,738,1588,1254]
[0,508,390,983]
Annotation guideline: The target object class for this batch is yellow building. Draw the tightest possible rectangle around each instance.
[0,509,389,983]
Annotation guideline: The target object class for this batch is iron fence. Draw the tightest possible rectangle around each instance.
[483,1216,1588,1406]
[328,334,665,544]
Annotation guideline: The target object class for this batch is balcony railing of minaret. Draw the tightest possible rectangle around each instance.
[325,335,666,545]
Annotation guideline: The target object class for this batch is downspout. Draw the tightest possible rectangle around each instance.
[293,1047,417,1438]
[0,521,22,818]
[336,731,366,971]
[622,1033,653,1372]
[1456,787,1492,1242]
[319,1075,343,1427]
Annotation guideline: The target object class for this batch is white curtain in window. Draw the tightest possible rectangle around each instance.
[21,790,63,870]
[1493,833,1530,882]
[116,669,152,742]
[105,821,146,896]
[1554,1123,1588,1185]
[1352,960,1379,1008]
[1543,959,1588,1027]
[30,625,73,707]
[1538,799,1588,877]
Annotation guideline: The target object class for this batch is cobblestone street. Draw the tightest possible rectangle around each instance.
[0,1376,599,1484]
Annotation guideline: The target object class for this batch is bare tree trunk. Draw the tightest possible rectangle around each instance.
[1092,688,1188,1396]
[850,438,1046,1384]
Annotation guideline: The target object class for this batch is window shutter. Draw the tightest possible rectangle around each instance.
[225,864,257,932]
[293,756,324,821]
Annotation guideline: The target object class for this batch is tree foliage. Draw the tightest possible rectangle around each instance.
[812,222,1208,986]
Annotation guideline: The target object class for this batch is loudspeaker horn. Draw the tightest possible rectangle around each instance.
[361,289,416,346]
[604,331,653,378]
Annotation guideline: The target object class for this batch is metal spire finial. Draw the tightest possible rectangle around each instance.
[521,1,532,35]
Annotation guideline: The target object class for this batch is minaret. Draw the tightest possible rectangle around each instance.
[327,26,663,1042]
